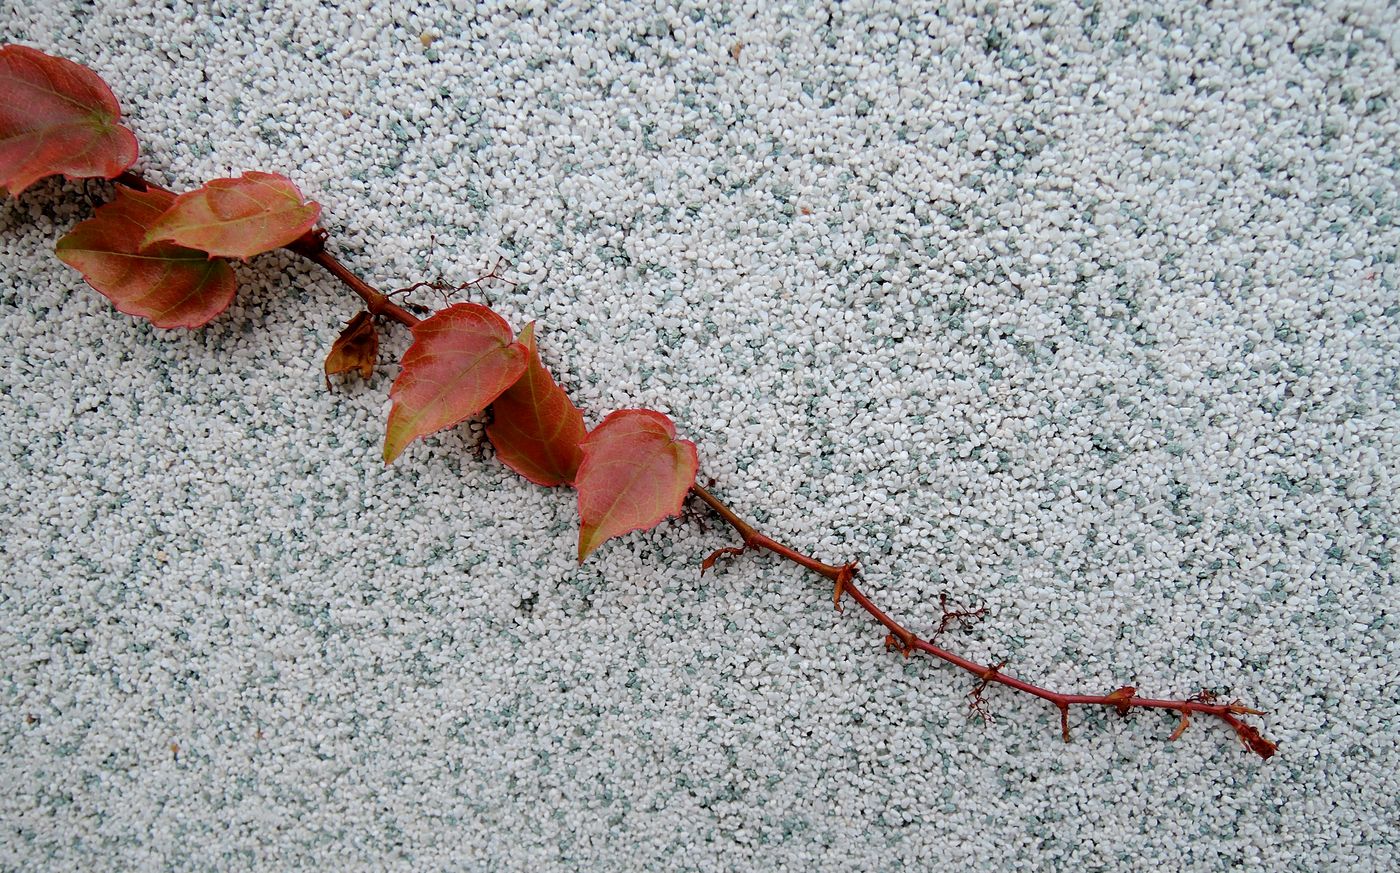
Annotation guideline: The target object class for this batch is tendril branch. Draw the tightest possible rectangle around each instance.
[689,484,1276,758]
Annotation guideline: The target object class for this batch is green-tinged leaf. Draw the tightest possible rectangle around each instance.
[0,44,138,195]
[56,185,237,329]
[575,409,699,561]
[142,171,321,259]
[486,322,586,486]
[383,303,527,464]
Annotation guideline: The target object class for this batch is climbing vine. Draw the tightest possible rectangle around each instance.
[0,43,1275,758]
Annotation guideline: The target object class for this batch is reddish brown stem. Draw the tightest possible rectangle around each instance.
[299,248,420,327]
[690,483,1276,758]
[113,170,419,328]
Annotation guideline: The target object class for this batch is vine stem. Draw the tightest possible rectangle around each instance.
[108,170,1273,759]
[690,484,1277,758]
[293,245,421,328]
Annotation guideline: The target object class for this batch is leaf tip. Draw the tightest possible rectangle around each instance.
[577,530,599,563]
[382,425,406,465]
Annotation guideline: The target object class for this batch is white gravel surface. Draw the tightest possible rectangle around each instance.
[2,1,1396,870]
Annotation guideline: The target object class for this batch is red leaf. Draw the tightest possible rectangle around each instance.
[55,185,237,329]
[574,409,699,562]
[486,322,586,486]
[0,44,138,195]
[324,311,378,389]
[383,303,527,464]
[142,171,321,259]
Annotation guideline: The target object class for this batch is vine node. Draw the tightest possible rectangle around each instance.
[967,660,1007,723]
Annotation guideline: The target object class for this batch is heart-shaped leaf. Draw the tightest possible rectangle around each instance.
[0,44,138,195]
[324,310,378,389]
[55,185,237,328]
[574,409,699,561]
[142,171,321,259]
[383,303,527,464]
[486,322,586,487]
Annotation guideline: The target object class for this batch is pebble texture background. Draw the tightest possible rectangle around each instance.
[2,1,1396,870]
